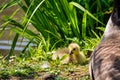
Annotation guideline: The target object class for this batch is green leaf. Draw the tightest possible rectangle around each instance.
[70,2,105,26]
[82,11,87,39]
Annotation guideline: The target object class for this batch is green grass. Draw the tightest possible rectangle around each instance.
[0,31,101,79]
[0,46,90,79]
[0,0,113,56]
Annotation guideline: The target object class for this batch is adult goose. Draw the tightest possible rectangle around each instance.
[89,0,120,80]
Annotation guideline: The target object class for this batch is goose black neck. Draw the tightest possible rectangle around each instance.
[111,0,120,26]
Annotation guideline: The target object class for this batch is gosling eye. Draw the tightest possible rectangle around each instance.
[73,48,76,51]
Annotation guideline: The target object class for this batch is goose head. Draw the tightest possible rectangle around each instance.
[103,0,120,41]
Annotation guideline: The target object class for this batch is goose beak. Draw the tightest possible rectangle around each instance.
[69,50,73,55]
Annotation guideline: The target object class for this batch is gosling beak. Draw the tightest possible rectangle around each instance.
[69,50,73,55]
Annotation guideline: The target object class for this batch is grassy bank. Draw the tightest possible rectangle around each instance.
[0,46,90,80]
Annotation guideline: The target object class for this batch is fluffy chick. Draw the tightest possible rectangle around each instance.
[68,43,86,64]
[52,43,86,64]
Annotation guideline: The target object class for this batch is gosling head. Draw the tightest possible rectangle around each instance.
[68,43,80,55]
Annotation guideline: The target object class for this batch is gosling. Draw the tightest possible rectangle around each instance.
[52,43,86,64]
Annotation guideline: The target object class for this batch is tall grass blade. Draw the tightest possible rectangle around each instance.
[5,33,19,60]
[23,0,45,32]
[82,11,87,39]
[70,2,105,26]
[60,0,80,39]
[0,0,21,12]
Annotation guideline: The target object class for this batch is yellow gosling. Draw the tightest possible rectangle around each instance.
[52,43,86,65]
[68,43,86,64]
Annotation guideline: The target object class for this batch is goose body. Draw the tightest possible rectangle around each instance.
[52,43,86,64]
[89,0,120,80]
